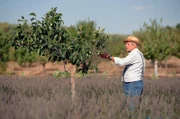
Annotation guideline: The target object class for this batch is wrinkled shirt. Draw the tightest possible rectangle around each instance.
[114,48,145,82]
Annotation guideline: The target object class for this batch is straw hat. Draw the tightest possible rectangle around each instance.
[124,36,141,46]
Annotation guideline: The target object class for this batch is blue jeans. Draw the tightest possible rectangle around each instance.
[123,80,144,111]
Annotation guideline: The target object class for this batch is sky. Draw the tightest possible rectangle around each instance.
[0,0,180,34]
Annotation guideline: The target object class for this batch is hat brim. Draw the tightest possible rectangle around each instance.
[123,39,141,46]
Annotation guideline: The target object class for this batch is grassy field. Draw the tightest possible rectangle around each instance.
[0,75,179,119]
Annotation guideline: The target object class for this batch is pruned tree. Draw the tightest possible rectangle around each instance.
[11,7,109,102]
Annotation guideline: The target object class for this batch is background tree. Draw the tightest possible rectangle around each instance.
[11,7,109,102]
[104,34,127,57]
[0,26,10,73]
[0,23,17,73]
[172,23,180,58]
[162,26,176,68]
[136,19,172,78]
[175,23,180,29]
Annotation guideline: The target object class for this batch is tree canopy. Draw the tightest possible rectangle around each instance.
[11,7,109,74]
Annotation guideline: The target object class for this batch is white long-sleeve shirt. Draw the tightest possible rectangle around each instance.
[114,48,145,82]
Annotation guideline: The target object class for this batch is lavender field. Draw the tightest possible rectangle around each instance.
[0,75,179,119]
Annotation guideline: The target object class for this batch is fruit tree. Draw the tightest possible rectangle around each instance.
[11,7,109,101]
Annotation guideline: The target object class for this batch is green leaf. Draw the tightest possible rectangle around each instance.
[29,12,36,17]
[18,19,23,22]
[30,17,36,21]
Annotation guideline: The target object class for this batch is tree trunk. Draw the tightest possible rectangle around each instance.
[41,62,46,74]
[64,63,76,104]
[165,60,168,69]
[70,66,76,104]
[154,60,158,79]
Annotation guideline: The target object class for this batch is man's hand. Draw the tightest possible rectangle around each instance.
[99,52,111,60]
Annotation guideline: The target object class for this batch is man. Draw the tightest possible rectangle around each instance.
[99,36,145,116]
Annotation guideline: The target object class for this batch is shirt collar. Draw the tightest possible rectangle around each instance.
[129,48,138,54]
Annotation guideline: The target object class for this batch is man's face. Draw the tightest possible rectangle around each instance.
[125,42,137,52]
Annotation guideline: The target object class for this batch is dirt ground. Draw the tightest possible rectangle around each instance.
[6,56,180,78]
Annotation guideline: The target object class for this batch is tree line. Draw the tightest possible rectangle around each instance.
[0,8,180,78]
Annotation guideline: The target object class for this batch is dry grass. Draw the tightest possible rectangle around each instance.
[0,75,179,119]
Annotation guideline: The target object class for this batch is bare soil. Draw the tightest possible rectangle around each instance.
[6,56,180,78]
